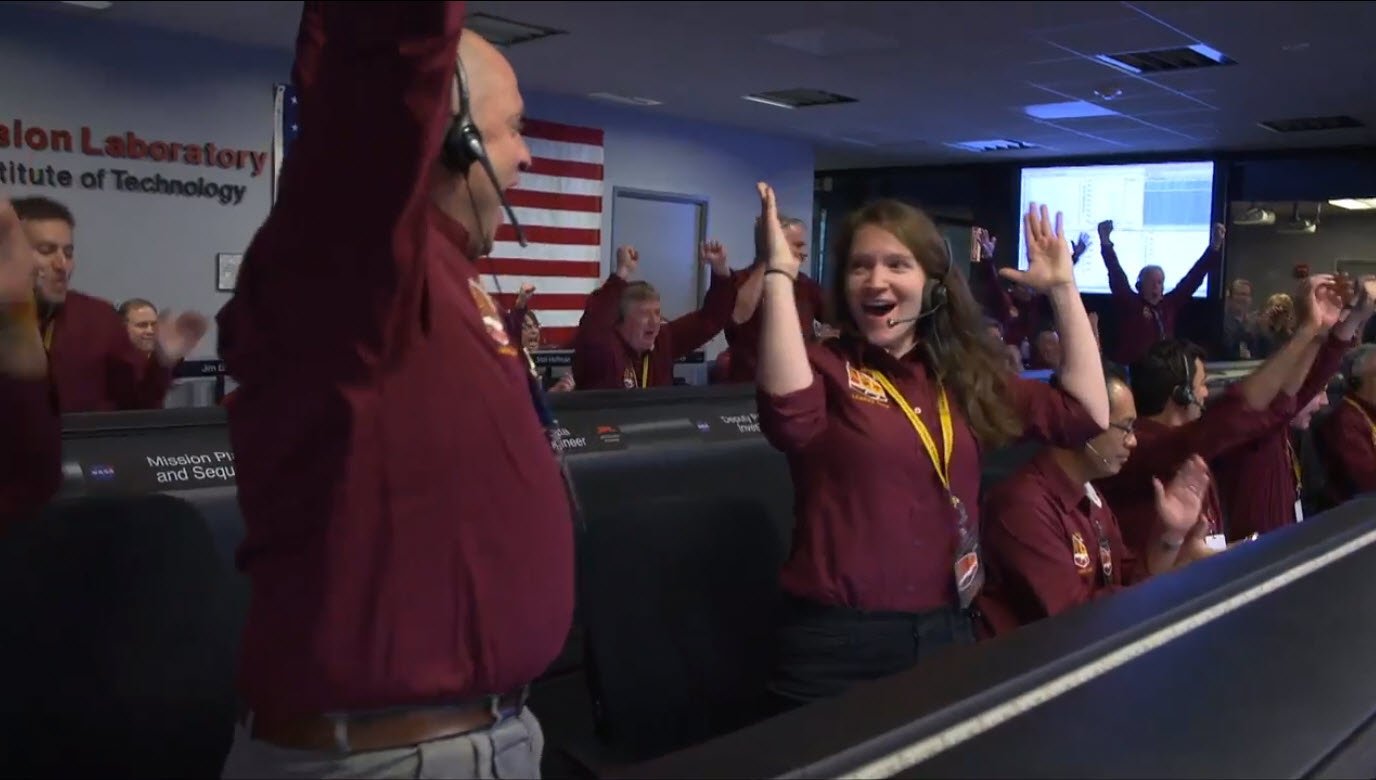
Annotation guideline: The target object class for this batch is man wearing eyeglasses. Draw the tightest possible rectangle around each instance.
[977,365,1215,635]
[1098,274,1353,564]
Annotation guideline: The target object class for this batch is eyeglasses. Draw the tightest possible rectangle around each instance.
[1108,420,1135,441]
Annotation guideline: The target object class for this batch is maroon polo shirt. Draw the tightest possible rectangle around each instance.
[979,450,1140,636]
[0,373,61,529]
[1317,394,1376,504]
[572,271,735,390]
[1103,244,1218,366]
[1097,385,1293,560]
[756,335,1102,614]
[723,267,827,383]
[215,1,574,720]
[41,289,173,413]
[1212,332,1350,540]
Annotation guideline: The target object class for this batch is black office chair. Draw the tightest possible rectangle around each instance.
[0,494,241,777]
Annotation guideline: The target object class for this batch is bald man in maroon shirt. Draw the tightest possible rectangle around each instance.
[216,4,567,777]
[0,195,60,529]
[1099,219,1224,367]
[1099,274,1349,562]
[980,366,1215,636]
[1319,344,1376,503]
[572,243,736,389]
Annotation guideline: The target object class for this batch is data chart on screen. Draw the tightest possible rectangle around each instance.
[1017,161,1217,297]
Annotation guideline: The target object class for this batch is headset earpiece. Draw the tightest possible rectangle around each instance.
[438,55,529,248]
[442,58,486,175]
[921,279,947,319]
[1171,352,1197,408]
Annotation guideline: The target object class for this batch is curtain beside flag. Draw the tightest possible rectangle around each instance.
[274,84,604,348]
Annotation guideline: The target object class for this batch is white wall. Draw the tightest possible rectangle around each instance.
[0,5,291,359]
[522,91,815,362]
[0,6,815,366]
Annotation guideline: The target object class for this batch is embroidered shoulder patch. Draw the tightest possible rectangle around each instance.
[468,278,517,357]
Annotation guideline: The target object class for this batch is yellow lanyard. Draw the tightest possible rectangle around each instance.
[868,370,955,498]
[1344,397,1376,447]
[41,319,54,352]
[1283,435,1301,493]
[640,354,650,388]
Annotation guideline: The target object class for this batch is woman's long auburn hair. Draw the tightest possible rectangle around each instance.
[828,199,1024,449]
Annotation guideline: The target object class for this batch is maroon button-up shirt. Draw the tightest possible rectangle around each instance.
[723,269,827,383]
[0,373,61,528]
[756,336,1101,614]
[979,450,1139,636]
[42,290,173,413]
[1318,393,1376,503]
[215,1,573,720]
[1211,333,1350,540]
[1103,244,1218,366]
[572,272,735,389]
[1097,384,1293,558]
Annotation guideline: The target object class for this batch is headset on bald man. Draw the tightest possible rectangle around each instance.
[441,55,528,248]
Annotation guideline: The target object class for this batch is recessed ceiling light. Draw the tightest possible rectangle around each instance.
[1023,101,1119,120]
[61,1,113,8]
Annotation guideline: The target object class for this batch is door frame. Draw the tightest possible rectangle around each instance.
[610,187,710,304]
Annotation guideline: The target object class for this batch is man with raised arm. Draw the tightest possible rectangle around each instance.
[572,242,736,389]
[1098,274,1349,561]
[216,4,568,776]
[723,215,829,382]
[1099,219,1224,366]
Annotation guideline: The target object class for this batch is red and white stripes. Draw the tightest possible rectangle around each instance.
[482,119,605,347]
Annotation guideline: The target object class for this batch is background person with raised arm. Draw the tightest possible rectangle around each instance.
[975,226,1088,351]
[1097,274,1346,561]
[1210,276,1371,540]
[723,214,829,383]
[979,364,1216,636]
[571,242,735,389]
[216,4,568,777]
[754,188,1107,710]
[0,195,61,529]
[1099,219,1224,366]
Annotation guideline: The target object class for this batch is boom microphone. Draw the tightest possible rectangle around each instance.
[886,310,936,327]
[476,153,528,248]
[1086,442,1114,469]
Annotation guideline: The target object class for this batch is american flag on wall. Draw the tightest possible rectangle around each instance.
[275,86,604,348]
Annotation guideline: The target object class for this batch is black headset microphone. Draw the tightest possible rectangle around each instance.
[885,279,949,327]
[1085,441,1114,470]
[441,58,528,249]
[1172,352,1200,409]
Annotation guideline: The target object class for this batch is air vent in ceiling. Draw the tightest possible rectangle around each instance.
[466,12,566,48]
[588,92,663,107]
[947,139,1042,153]
[742,89,857,109]
[1095,43,1235,75]
[1258,115,1365,133]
